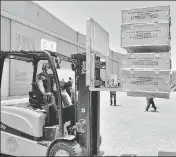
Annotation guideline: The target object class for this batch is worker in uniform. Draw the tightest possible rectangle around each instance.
[66,77,76,104]
[36,62,59,125]
[36,62,54,95]
[36,63,72,125]
[110,91,116,106]
[146,97,157,111]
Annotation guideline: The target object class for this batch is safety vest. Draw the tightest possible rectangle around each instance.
[38,73,53,93]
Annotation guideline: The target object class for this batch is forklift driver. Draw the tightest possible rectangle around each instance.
[36,62,54,95]
[36,62,59,126]
[36,62,73,105]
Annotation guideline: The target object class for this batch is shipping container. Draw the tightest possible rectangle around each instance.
[121,22,171,52]
[121,5,170,24]
[122,52,171,70]
[122,70,171,92]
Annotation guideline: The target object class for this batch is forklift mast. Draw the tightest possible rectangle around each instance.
[71,18,118,156]
[71,53,102,156]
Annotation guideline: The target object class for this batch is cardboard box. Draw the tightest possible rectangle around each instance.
[171,70,176,88]
[121,5,170,24]
[127,91,170,99]
[121,23,171,52]
[122,52,171,70]
[122,70,171,92]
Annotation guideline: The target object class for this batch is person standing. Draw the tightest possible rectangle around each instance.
[61,83,73,107]
[146,97,157,111]
[66,77,76,104]
[110,91,116,106]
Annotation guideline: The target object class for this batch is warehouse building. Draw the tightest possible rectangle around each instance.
[1,1,121,97]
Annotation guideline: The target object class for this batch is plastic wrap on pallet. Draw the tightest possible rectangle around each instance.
[121,5,170,24]
[122,52,171,70]
[121,22,171,52]
[122,70,171,93]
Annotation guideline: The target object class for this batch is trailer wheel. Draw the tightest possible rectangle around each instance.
[48,140,82,156]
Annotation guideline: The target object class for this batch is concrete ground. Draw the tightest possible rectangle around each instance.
[100,92,176,156]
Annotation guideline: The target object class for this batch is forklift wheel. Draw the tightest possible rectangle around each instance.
[48,140,82,156]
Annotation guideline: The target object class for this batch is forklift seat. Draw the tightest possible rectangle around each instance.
[43,92,59,127]
[29,82,45,108]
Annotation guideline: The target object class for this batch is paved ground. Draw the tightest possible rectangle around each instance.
[100,92,176,156]
[1,92,176,156]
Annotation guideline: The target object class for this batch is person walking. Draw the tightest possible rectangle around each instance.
[110,91,116,106]
[146,97,157,111]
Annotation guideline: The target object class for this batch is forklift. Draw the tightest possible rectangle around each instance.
[0,49,104,156]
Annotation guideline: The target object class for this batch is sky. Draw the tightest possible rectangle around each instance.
[35,1,176,70]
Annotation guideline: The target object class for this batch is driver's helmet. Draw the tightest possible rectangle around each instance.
[42,62,50,71]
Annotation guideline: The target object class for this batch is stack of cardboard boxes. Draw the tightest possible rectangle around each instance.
[121,5,171,99]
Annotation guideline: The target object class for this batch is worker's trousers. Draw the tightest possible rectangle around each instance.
[110,93,116,106]
[146,98,157,111]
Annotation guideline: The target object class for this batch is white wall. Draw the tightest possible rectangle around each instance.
[1,60,10,97]
[1,16,10,97]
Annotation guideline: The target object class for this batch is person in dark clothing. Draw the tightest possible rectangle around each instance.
[65,81,72,97]
[146,97,157,111]
[35,63,59,125]
[110,91,116,106]
[36,62,58,96]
